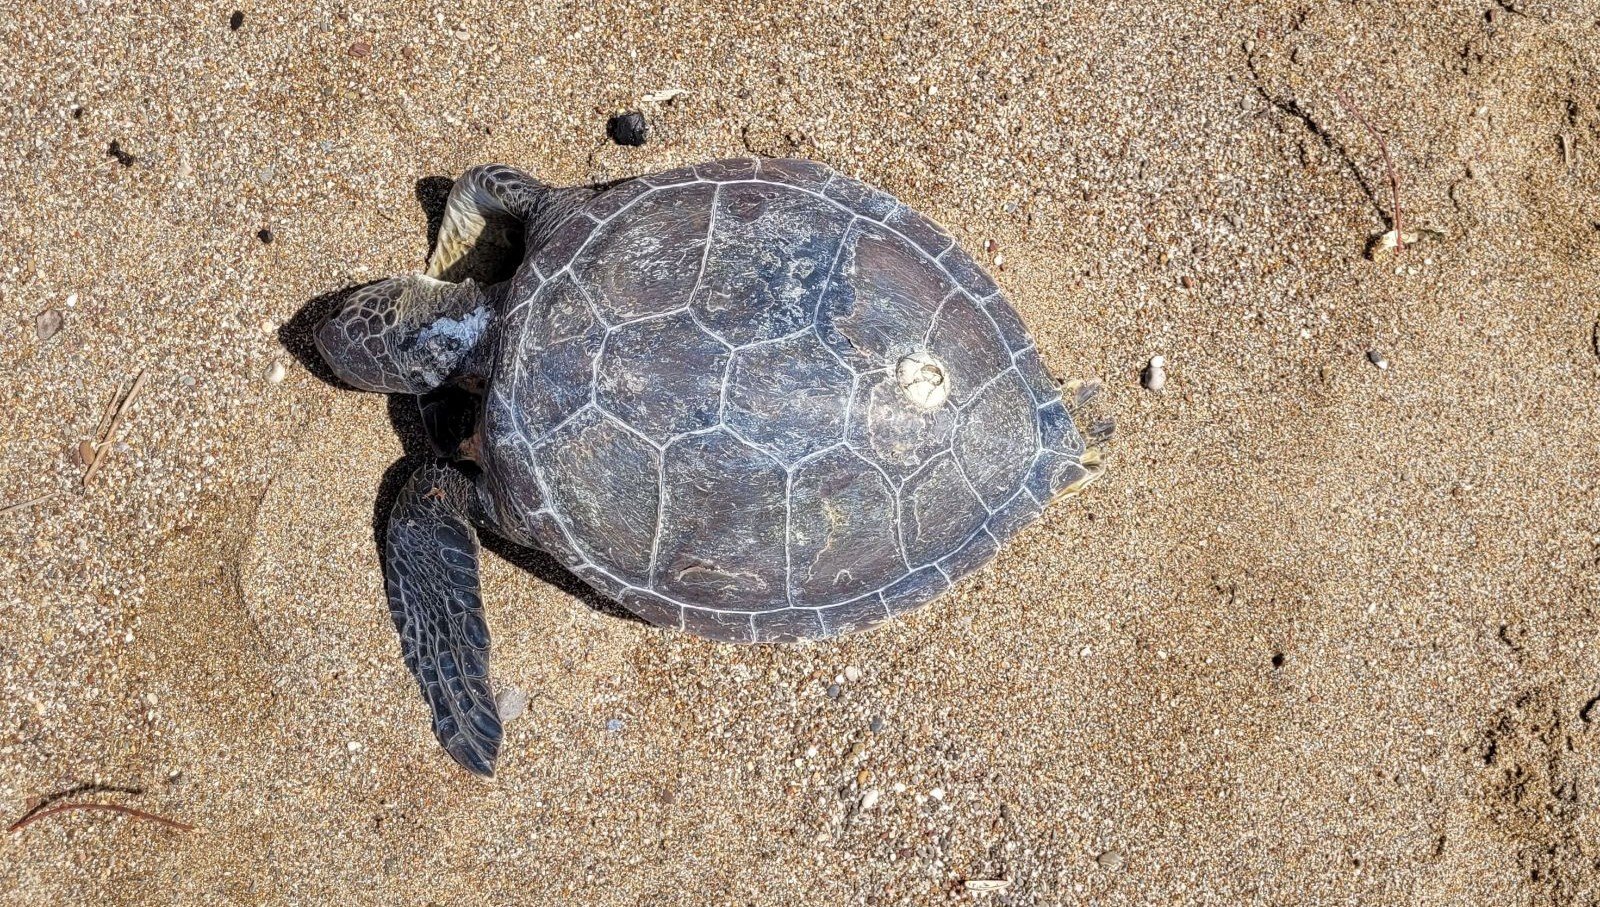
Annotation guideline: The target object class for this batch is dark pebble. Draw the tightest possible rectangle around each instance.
[107,140,136,167]
[606,111,649,147]
[1271,652,1285,669]
[257,228,274,244]
[827,683,842,700]
[869,715,885,733]
[229,10,244,30]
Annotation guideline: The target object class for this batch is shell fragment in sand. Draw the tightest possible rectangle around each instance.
[641,88,688,104]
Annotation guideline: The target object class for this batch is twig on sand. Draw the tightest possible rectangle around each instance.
[0,492,58,517]
[84,368,148,488]
[8,801,193,834]
[1335,88,1404,254]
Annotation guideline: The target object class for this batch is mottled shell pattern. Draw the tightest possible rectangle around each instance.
[478,158,1092,643]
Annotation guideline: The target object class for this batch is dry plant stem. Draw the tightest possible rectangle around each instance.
[1335,87,1403,254]
[84,368,148,488]
[0,492,57,516]
[92,388,119,442]
[8,801,194,834]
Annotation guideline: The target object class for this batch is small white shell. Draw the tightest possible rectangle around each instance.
[896,352,950,410]
[496,684,529,722]
[1141,355,1166,392]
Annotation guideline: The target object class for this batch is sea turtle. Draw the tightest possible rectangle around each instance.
[314,158,1110,776]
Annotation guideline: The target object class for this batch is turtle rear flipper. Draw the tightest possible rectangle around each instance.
[385,461,502,776]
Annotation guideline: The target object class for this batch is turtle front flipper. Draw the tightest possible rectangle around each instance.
[385,461,502,776]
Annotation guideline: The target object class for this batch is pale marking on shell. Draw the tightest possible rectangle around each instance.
[896,351,951,411]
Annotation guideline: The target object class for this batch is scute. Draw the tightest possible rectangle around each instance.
[695,158,759,182]
[596,310,728,444]
[788,448,902,606]
[816,222,952,369]
[847,370,956,479]
[682,607,756,642]
[531,212,597,278]
[925,296,1012,407]
[515,276,599,438]
[754,157,832,189]
[954,369,1037,509]
[572,182,713,323]
[819,594,891,636]
[725,332,853,463]
[752,607,827,643]
[883,566,949,616]
[899,452,987,566]
[981,296,1032,354]
[691,182,854,345]
[654,429,788,609]
[823,178,899,221]
[533,408,660,585]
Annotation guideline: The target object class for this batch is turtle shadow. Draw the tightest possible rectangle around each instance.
[415,175,454,260]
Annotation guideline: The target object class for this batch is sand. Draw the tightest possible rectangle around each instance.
[4,1,1600,904]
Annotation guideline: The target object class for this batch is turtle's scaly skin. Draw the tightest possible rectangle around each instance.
[475,158,1097,643]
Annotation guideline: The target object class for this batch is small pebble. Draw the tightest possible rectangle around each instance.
[495,684,529,721]
[869,715,885,733]
[605,718,624,732]
[606,111,649,146]
[826,683,842,700]
[1366,349,1389,370]
[860,789,881,810]
[844,666,861,683]
[1097,848,1125,871]
[266,361,288,383]
[1141,355,1166,392]
[257,228,274,244]
[228,10,244,30]
[348,39,372,58]
[929,787,945,801]
[347,740,362,752]
[35,309,63,341]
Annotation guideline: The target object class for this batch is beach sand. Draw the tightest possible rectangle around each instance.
[3,1,1600,903]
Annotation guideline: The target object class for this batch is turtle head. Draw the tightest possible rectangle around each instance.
[315,275,492,394]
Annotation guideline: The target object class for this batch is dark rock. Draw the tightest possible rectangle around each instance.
[607,111,649,147]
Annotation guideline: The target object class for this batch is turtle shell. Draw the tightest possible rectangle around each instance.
[478,158,1091,643]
